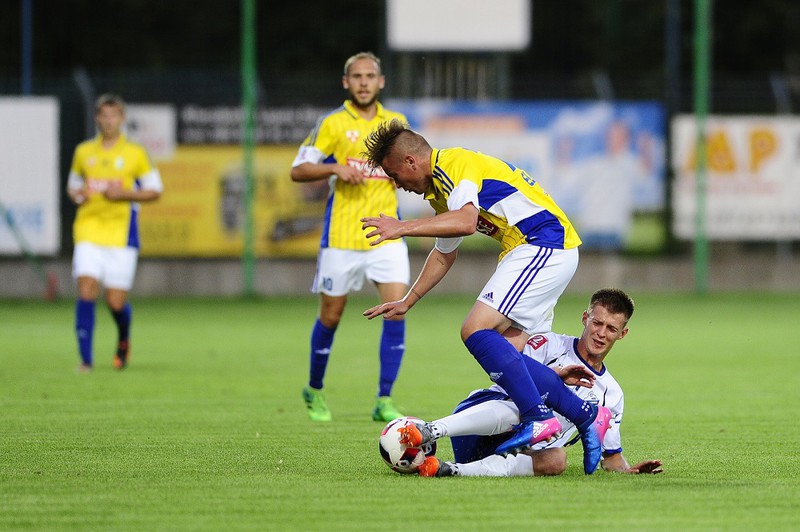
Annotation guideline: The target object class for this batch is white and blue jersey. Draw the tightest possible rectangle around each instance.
[452,332,624,462]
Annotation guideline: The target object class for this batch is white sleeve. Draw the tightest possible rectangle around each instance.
[67,171,84,191]
[433,180,479,254]
[138,169,164,193]
[292,145,326,168]
[434,236,463,254]
[446,179,479,212]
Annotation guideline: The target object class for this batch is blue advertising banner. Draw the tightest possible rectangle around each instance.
[387,99,666,250]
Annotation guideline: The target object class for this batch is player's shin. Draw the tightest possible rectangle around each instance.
[465,329,551,421]
[378,319,404,396]
[110,303,132,343]
[75,299,95,366]
[524,356,594,427]
[308,319,335,389]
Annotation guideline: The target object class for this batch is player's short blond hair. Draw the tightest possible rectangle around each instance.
[94,93,126,114]
[343,52,381,76]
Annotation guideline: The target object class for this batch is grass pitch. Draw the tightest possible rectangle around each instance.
[1,292,799,530]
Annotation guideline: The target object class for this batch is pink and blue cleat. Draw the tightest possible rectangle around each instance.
[495,416,562,457]
[579,405,612,474]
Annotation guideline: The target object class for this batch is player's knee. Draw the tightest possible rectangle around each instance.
[319,297,346,327]
[531,449,567,476]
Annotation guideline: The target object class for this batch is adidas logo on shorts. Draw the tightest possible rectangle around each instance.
[481,291,494,303]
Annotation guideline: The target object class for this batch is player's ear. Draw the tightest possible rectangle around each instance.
[342,75,349,90]
[378,75,386,90]
[618,327,629,339]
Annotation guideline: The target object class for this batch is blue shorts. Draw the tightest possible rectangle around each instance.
[450,389,514,463]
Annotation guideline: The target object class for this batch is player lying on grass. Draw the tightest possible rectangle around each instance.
[402,288,663,477]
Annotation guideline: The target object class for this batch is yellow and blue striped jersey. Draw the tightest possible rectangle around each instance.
[425,148,581,258]
[294,100,407,250]
[69,135,161,248]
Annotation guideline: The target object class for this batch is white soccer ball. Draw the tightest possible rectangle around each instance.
[378,416,437,474]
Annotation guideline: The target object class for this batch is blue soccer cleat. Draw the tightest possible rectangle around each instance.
[495,416,562,457]
[578,405,612,474]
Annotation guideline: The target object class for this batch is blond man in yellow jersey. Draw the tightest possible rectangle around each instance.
[291,52,409,422]
[362,119,584,457]
[66,94,163,372]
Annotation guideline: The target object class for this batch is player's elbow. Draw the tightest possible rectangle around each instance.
[290,165,310,182]
[459,221,477,236]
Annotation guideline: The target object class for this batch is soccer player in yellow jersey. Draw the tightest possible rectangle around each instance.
[66,94,163,372]
[290,52,410,422]
[362,119,593,457]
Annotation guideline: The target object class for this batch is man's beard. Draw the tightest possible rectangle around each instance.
[350,91,379,109]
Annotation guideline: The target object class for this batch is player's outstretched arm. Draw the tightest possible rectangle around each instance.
[361,203,478,246]
[602,453,663,474]
[363,247,457,320]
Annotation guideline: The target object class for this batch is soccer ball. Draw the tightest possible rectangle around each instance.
[378,416,437,474]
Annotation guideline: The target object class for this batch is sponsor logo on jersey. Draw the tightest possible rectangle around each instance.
[481,291,494,303]
[476,216,498,236]
[345,130,360,143]
[86,178,123,193]
[527,334,548,350]
[346,157,389,179]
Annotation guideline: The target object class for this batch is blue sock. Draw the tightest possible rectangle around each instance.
[110,303,132,342]
[308,319,335,390]
[75,299,95,366]
[378,319,405,397]
[523,356,594,427]
[464,329,551,422]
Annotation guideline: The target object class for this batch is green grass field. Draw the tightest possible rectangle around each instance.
[1,292,799,530]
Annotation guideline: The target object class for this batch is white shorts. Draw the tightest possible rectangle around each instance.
[312,242,410,296]
[476,245,579,335]
[72,242,139,291]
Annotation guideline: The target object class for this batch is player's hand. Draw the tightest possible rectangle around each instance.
[556,364,595,388]
[335,164,365,185]
[627,460,663,474]
[68,186,89,205]
[104,182,127,201]
[361,214,403,245]
[363,300,410,320]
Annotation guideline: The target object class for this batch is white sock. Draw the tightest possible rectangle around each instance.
[434,400,519,437]
[456,454,534,477]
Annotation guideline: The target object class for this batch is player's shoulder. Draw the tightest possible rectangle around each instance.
[313,104,351,131]
[599,365,622,389]
[120,135,147,152]
[74,137,97,155]
[118,137,152,162]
